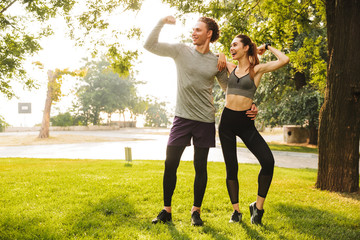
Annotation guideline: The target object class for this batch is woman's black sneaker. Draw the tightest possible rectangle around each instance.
[152,209,172,224]
[249,202,264,225]
[191,211,203,226]
[229,210,242,223]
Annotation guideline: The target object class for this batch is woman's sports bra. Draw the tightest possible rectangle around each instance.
[226,66,257,99]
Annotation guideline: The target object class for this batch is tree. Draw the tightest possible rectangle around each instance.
[75,59,137,125]
[144,98,170,128]
[38,68,83,138]
[316,0,360,192]
[0,0,142,98]
[128,96,148,122]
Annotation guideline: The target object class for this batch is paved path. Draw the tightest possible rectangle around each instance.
[0,128,318,169]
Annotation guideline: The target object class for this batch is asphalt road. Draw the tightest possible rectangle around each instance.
[0,128,319,169]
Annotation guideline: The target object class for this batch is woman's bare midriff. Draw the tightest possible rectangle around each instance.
[225,94,253,111]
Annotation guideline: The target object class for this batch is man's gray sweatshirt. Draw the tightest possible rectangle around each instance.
[144,20,228,123]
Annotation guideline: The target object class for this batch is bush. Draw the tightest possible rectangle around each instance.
[0,115,9,132]
[50,112,83,126]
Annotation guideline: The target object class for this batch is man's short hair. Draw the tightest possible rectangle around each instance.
[198,17,220,43]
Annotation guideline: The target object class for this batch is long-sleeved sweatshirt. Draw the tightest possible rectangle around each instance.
[144,20,228,123]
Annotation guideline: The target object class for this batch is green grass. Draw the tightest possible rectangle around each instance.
[1,158,359,240]
[237,142,318,154]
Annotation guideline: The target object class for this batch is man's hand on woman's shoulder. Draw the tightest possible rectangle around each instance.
[217,53,227,71]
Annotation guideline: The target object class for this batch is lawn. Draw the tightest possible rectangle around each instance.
[237,142,318,154]
[0,158,359,240]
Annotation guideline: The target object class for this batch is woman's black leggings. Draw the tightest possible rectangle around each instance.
[219,107,274,204]
[163,145,209,207]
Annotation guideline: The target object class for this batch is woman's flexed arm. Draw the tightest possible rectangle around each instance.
[255,44,290,75]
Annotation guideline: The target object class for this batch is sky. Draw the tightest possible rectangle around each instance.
[0,0,201,127]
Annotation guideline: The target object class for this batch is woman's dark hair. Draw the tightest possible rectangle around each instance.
[236,34,259,79]
[198,17,220,43]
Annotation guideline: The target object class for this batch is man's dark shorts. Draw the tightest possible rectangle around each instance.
[167,116,215,148]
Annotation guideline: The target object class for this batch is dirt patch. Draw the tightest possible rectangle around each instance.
[0,134,139,147]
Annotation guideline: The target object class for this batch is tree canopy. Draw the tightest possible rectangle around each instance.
[73,59,137,125]
[144,97,170,128]
[0,0,143,98]
[70,59,170,127]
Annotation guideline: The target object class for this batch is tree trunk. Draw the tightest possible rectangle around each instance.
[294,71,306,90]
[316,0,360,192]
[308,125,318,145]
[38,70,55,138]
[108,113,111,126]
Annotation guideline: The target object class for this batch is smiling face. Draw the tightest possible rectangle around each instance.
[192,21,212,46]
[230,37,249,60]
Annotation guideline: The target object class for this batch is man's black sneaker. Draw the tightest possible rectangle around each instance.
[191,211,203,226]
[229,210,242,223]
[152,209,172,224]
[249,202,264,225]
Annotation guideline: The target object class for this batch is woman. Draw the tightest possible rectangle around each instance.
[218,35,289,225]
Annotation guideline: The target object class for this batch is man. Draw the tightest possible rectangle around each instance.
[144,16,257,226]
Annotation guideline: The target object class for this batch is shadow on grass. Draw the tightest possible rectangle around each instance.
[339,190,360,201]
[0,215,60,240]
[201,221,286,240]
[239,222,268,240]
[69,196,193,239]
[274,203,360,240]
[124,162,132,167]
[201,225,232,240]
[166,223,191,240]
[68,196,139,238]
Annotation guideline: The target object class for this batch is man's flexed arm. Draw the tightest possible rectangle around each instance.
[144,16,180,58]
[162,16,176,25]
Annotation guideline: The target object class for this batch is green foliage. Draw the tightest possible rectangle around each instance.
[127,96,148,121]
[0,115,9,132]
[50,68,86,103]
[74,59,137,125]
[288,35,327,92]
[144,98,170,127]
[72,58,168,127]
[107,46,139,78]
[50,112,83,126]
[0,0,74,98]
[0,0,143,98]
[0,30,41,98]
[213,81,226,123]
[256,76,324,128]
[1,158,359,239]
